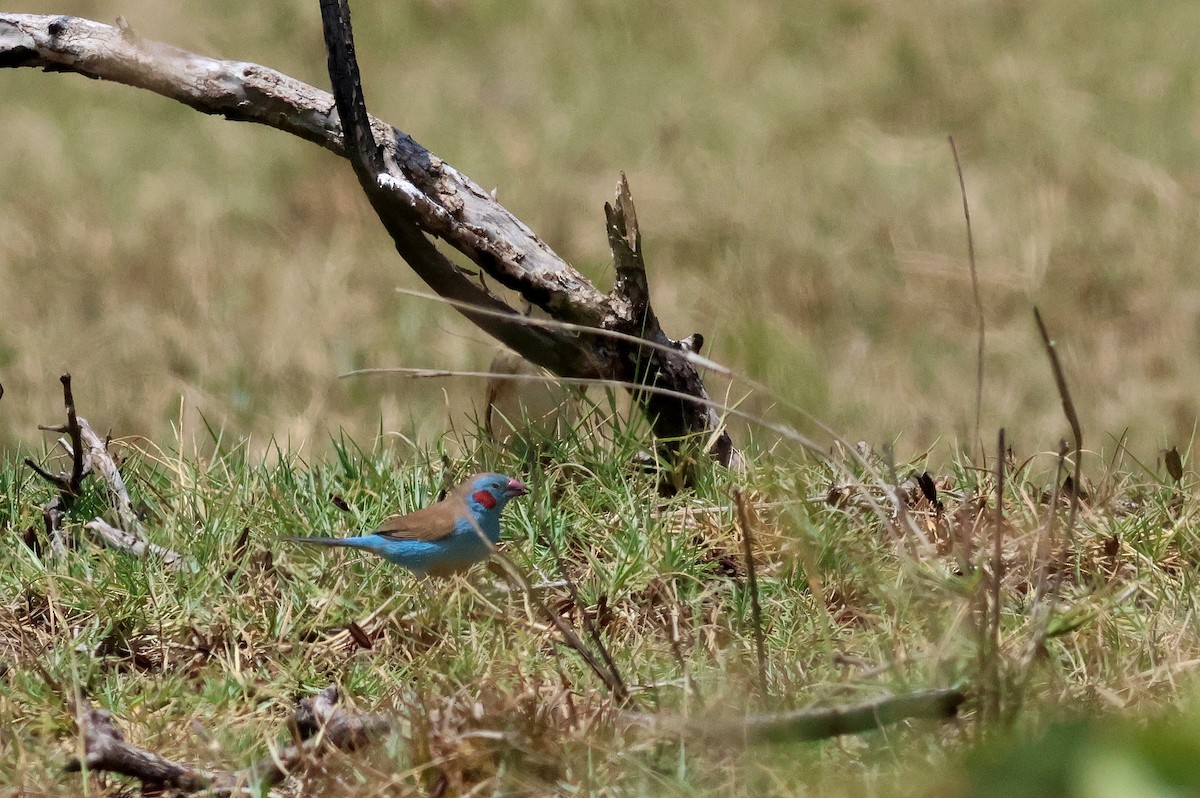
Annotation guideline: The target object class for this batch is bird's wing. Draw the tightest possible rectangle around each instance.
[373,495,469,542]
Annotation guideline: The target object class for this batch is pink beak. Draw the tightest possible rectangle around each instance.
[507,478,529,497]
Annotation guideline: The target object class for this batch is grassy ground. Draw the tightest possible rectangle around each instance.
[3,411,1200,795]
[5,1,1200,795]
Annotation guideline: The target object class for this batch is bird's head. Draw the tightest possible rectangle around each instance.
[463,472,528,515]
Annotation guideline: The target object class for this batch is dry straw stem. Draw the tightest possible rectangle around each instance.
[1036,439,1070,606]
[351,355,928,555]
[489,546,631,703]
[949,136,986,457]
[1033,307,1083,544]
[543,531,629,700]
[980,428,1006,726]
[440,486,629,702]
[354,287,932,536]
[733,487,768,698]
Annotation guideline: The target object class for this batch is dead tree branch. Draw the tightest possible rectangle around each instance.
[65,702,218,792]
[602,173,729,460]
[65,685,393,795]
[0,11,737,466]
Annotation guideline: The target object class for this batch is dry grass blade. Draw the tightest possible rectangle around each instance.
[374,287,965,531]
[379,288,978,536]
[1033,307,1083,544]
[733,487,768,698]
[1006,438,1071,727]
[949,136,985,455]
[986,428,1005,724]
[489,549,630,703]
[544,532,628,700]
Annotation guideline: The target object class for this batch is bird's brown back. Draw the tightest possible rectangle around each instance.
[373,475,492,542]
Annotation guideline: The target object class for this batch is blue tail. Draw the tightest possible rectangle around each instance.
[283,536,374,550]
[283,532,485,577]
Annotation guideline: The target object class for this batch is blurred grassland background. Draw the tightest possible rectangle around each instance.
[3,0,1200,458]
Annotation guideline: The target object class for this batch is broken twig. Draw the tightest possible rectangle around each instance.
[23,374,86,557]
[24,374,194,569]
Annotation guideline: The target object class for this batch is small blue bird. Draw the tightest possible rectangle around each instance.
[284,473,528,577]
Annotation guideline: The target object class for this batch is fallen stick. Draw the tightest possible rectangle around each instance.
[83,519,195,573]
[65,685,394,795]
[622,687,966,744]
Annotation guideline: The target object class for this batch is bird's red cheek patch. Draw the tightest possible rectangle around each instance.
[472,490,497,510]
